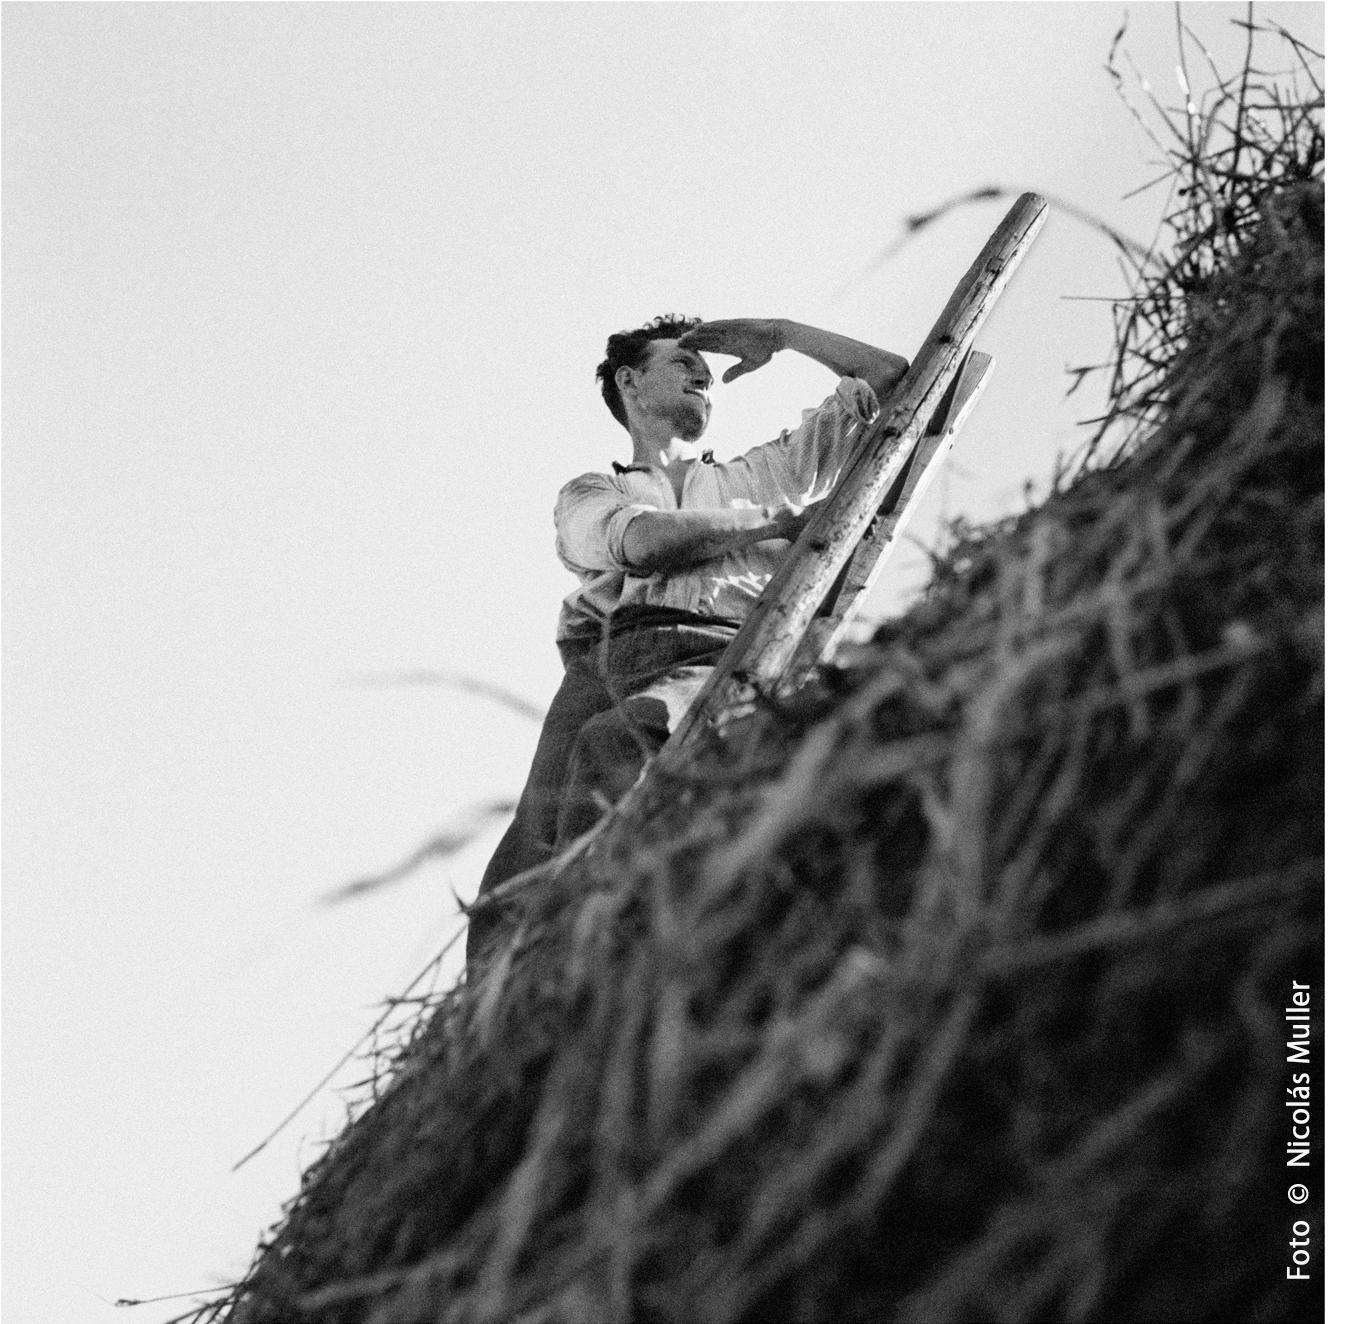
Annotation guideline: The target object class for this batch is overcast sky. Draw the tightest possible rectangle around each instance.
[3,3,1330,1320]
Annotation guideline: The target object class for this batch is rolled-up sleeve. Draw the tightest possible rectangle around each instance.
[554,474,659,575]
[742,376,881,499]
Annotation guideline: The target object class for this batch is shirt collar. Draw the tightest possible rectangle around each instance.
[613,449,714,475]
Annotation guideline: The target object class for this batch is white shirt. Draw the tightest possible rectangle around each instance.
[553,377,880,641]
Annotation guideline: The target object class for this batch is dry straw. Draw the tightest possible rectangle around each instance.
[196,14,1323,1324]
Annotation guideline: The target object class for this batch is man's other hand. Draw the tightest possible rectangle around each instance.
[767,498,826,541]
[679,319,786,384]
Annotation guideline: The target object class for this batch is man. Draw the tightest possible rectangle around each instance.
[468,314,907,966]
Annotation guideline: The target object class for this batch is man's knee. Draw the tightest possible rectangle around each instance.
[555,699,670,844]
[579,685,669,759]
[574,701,666,788]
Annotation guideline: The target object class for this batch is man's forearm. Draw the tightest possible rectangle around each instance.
[776,320,909,402]
[621,506,795,574]
[679,318,909,400]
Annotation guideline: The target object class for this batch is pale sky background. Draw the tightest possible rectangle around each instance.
[3,3,1332,1321]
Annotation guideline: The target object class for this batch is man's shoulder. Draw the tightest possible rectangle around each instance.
[555,468,651,517]
[559,468,616,491]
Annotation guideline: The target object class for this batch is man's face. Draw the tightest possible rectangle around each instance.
[627,339,713,440]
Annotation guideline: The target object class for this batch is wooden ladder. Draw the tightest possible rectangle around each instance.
[659,192,1048,760]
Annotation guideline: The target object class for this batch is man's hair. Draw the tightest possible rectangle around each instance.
[595,314,702,428]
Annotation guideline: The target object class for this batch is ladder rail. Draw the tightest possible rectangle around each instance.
[793,348,996,677]
[804,352,981,628]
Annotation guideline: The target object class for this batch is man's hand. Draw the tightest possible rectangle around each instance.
[767,498,825,541]
[678,319,786,383]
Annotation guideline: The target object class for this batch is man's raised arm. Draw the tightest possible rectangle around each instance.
[680,319,909,402]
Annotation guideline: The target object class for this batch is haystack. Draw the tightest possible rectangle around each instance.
[201,24,1323,1324]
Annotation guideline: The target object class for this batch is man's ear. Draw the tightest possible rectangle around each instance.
[615,365,637,398]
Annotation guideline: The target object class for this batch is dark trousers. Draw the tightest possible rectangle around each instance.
[468,619,736,968]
